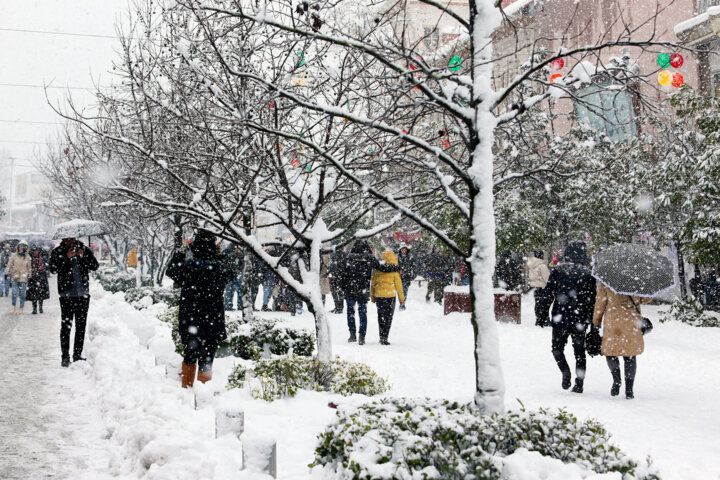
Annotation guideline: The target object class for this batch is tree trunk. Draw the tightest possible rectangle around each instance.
[308,233,332,361]
[240,213,255,323]
[676,241,688,300]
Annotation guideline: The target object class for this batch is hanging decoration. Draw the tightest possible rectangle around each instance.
[550,58,564,71]
[670,54,684,68]
[550,73,563,83]
[448,56,463,72]
[657,53,671,68]
[672,72,684,88]
[657,70,671,86]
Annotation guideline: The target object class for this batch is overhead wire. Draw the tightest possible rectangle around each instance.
[0,27,120,39]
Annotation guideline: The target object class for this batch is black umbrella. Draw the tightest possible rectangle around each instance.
[592,243,675,297]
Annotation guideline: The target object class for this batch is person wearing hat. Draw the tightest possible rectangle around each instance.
[166,230,237,388]
[5,240,32,314]
[0,243,12,297]
[48,238,100,366]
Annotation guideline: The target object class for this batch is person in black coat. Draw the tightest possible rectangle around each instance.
[26,245,50,314]
[166,230,236,387]
[425,247,451,304]
[48,238,100,367]
[340,241,399,344]
[328,249,346,314]
[397,244,414,310]
[495,250,522,291]
[544,241,596,393]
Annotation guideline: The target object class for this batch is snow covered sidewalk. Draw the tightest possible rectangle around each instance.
[0,282,108,479]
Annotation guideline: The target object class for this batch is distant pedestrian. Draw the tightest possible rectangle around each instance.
[166,230,236,387]
[0,243,12,297]
[328,249,346,313]
[48,238,100,367]
[544,241,596,393]
[495,250,522,291]
[222,244,244,311]
[397,244,414,310]
[370,250,405,345]
[260,248,277,312]
[425,247,451,304]
[593,282,651,399]
[527,249,551,327]
[5,241,32,314]
[704,268,720,311]
[320,253,331,306]
[27,245,50,314]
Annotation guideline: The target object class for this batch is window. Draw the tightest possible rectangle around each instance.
[423,27,438,49]
[574,83,637,141]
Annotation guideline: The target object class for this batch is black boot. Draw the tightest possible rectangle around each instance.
[348,332,357,343]
[553,350,572,390]
[571,378,584,393]
[358,334,365,345]
[624,356,637,399]
[32,302,37,314]
[61,357,70,368]
[606,357,622,396]
[39,301,43,314]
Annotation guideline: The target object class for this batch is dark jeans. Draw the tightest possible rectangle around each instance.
[606,356,637,393]
[183,338,216,373]
[60,296,90,360]
[346,299,368,336]
[376,297,396,340]
[534,287,550,326]
[330,279,344,312]
[551,325,587,380]
[224,279,243,309]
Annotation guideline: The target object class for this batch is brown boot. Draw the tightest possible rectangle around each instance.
[196,370,213,384]
[181,362,197,388]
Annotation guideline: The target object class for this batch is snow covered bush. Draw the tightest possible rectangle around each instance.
[156,307,183,355]
[660,299,720,327]
[124,286,179,309]
[227,355,388,401]
[311,398,661,480]
[230,318,315,360]
[93,265,139,293]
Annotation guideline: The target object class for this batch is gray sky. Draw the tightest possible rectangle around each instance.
[0,0,130,176]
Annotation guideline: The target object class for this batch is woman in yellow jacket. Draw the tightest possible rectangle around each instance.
[370,250,405,345]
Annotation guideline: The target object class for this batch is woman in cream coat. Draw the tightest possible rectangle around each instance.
[5,241,33,314]
[592,282,651,399]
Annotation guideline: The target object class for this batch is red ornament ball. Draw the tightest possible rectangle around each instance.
[670,54,684,68]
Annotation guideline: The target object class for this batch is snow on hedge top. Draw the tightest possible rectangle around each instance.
[49,219,109,239]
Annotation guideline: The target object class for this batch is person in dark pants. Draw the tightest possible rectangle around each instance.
[27,245,50,314]
[328,249,346,313]
[166,230,236,388]
[48,238,100,367]
[544,241,596,393]
[526,249,551,327]
[495,250,522,291]
[425,247,450,304]
[370,251,405,345]
[340,241,399,344]
[222,244,244,310]
[397,244,414,310]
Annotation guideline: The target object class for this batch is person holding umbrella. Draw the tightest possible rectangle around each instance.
[544,241,596,393]
[48,237,99,366]
[591,243,675,399]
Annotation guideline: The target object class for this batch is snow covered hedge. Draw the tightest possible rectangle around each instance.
[311,399,661,480]
[228,355,389,401]
[660,299,720,327]
[230,317,315,359]
[124,286,179,309]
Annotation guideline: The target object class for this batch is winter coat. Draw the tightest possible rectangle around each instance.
[127,247,138,267]
[320,254,331,295]
[544,242,596,330]
[26,249,50,301]
[340,241,400,301]
[398,249,415,285]
[371,251,405,303]
[0,249,11,270]
[495,252,522,291]
[5,243,33,283]
[222,247,244,280]
[48,240,100,297]
[527,257,550,289]
[592,282,650,357]
[165,251,235,348]
[425,251,451,281]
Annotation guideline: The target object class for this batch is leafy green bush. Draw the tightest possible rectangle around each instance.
[227,355,388,401]
[660,299,720,327]
[94,265,151,293]
[230,318,315,360]
[311,398,661,480]
[125,286,179,309]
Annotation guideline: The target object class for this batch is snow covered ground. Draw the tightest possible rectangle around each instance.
[2,280,717,479]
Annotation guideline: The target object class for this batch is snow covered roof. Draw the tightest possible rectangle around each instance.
[675,6,720,45]
[502,0,537,17]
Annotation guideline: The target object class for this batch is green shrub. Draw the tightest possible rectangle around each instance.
[227,355,388,401]
[311,398,661,480]
[125,286,179,309]
[660,299,720,327]
[230,318,315,360]
[93,265,151,293]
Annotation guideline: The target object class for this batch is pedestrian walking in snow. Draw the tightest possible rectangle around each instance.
[260,247,277,311]
[0,243,11,297]
[320,253,331,306]
[544,241,596,393]
[5,241,32,314]
[425,247,451,304]
[495,250,522,291]
[592,283,651,399]
[166,230,236,388]
[527,250,551,327]
[48,238,99,367]
[222,244,244,310]
[397,244,414,310]
[370,250,405,345]
[328,249,346,313]
[340,240,399,344]
[26,245,50,314]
